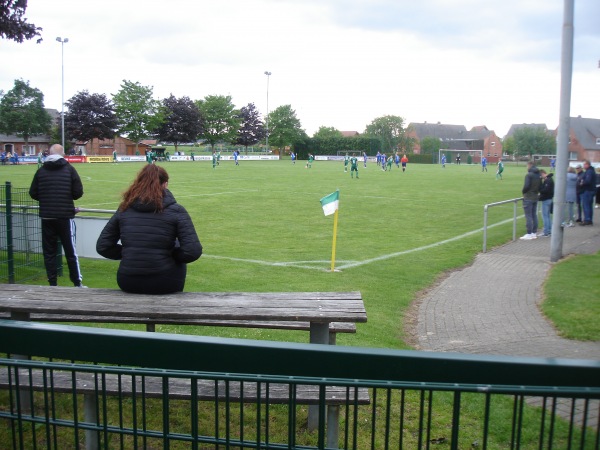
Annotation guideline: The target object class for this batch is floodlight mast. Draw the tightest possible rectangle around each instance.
[264,71,271,153]
[56,37,69,150]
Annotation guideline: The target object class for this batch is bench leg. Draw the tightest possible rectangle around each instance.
[308,323,330,433]
[84,393,98,450]
[11,312,31,413]
[327,405,340,449]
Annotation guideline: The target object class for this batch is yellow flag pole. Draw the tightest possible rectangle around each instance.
[330,207,339,272]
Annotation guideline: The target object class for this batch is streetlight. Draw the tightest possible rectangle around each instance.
[264,71,271,153]
[56,37,69,150]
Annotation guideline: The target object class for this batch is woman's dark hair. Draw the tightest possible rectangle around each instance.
[119,165,169,212]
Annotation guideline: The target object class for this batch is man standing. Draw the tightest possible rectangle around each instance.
[350,153,359,179]
[538,169,554,237]
[29,144,85,287]
[579,160,596,225]
[519,161,541,240]
[401,154,408,172]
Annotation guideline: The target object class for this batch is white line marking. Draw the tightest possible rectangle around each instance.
[203,217,520,271]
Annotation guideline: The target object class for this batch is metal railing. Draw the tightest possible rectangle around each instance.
[1,320,598,450]
[483,197,523,252]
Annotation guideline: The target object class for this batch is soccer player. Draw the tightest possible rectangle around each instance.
[291,151,296,164]
[306,153,314,169]
[234,150,239,165]
[441,154,446,168]
[344,153,349,172]
[350,154,359,178]
[481,156,487,172]
[212,151,217,169]
[386,155,393,171]
[112,149,118,164]
[190,151,195,161]
[216,151,221,166]
[363,152,368,168]
[401,154,408,172]
[380,153,386,171]
[496,160,504,180]
[376,151,381,166]
[395,152,400,168]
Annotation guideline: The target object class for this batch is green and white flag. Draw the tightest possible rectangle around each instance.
[320,190,339,216]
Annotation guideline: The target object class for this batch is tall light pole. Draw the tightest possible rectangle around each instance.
[56,37,69,150]
[264,71,271,153]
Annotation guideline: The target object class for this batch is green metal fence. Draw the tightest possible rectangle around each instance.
[1,320,599,449]
[0,182,46,284]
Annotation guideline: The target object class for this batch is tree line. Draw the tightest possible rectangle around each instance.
[0,78,555,159]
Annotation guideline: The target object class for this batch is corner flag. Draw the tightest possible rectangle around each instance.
[320,190,339,216]
[320,190,340,271]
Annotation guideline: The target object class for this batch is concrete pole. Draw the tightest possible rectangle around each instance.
[550,0,574,262]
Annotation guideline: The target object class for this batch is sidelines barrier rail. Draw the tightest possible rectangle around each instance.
[1,320,599,450]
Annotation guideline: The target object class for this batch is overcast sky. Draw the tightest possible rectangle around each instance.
[2,0,598,137]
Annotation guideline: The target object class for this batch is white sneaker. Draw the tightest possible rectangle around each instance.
[530,233,538,239]
[520,233,534,240]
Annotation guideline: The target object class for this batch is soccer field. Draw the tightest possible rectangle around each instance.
[3,159,526,349]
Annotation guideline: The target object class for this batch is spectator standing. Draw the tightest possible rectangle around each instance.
[575,165,584,222]
[96,165,202,294]
[595,167,600,209]
[579,160,596,225]
[29,144,85,287]
[519,161,541,240]
[563,166,577,227]
[538,169,554,237]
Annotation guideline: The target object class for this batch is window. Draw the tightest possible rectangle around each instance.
[491,142,495,146]
[568,152,578,160]
[596,138,600,145]
[22,145,34,155]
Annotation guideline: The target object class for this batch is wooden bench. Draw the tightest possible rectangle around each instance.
[1,363,370,450]
[0,284,368,449]
[0,314,356,344]
[0,285,366,345]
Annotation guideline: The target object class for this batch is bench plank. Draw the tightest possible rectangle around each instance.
[0,313,357,333]
[1,368,370,405]
[0,285,367,324]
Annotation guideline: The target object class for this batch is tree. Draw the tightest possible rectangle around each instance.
[419,136,441,156]
[155,95,202,153]
[364,115,408,153]
[113,80,163,153]
[512,127,556,159]
[0,0,42,43]
[313,126,343,139]
[266,105,306,152]
[502,136,516,159]
[64,91,118,147]
[196,95,240,151]
[233,103,265,153]
[0,79,51,147]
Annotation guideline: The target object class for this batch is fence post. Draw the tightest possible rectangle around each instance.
[6,182,15,283]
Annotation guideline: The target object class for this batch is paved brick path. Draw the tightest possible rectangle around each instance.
[414,223,600,428]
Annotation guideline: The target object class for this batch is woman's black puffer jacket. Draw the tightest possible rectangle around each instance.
[96,190,202,276]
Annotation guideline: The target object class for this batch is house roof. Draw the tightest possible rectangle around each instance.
[570,116,600,151]
[340,131,360,137]
[408,122,468,140]
[504,123,548,139]
[0,134,51,143]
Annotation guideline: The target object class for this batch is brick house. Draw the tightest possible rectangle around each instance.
[0,108,58,156]
[75,136,151,156]
[407,122,502,162]
[0,134,52,156]
[565,116,600,163]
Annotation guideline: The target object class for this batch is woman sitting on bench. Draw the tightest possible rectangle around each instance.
[96,165,202,294]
